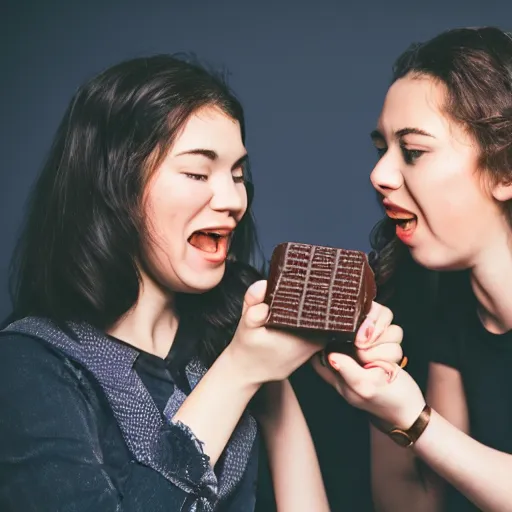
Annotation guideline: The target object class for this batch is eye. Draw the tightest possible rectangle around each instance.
[232,164,246,184]
[184,173,208,182]
[400,145,425,165]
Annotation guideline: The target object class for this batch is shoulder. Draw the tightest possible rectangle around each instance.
[0,330,71,372]
[0,330,105,409]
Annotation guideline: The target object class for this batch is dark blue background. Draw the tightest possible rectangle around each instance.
[1,1,510,509]
[3,0,510,318]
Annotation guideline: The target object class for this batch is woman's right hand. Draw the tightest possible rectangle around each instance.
[224,280,325,385]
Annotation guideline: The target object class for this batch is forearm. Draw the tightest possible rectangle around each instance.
[411,409,512,512]
[259,380,329,512]
[172,349,260,467]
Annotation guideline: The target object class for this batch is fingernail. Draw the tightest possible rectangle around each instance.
[248,280,267,297]
[328,356,340,370]
[356,318,375,346]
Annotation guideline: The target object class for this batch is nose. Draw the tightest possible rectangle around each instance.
[370,152,404,194]
[209,173,247,216]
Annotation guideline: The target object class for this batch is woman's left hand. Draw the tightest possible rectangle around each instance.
[312,301,426,428]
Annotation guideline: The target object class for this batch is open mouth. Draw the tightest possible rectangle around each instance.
[391,215,417,232]
[187,229,232,255]
[382,199,418,242]
[385,211,418,239]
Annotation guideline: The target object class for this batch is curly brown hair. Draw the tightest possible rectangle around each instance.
[371,27,512,310]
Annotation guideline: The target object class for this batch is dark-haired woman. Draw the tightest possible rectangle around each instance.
[0,55,402,511]
[315,27,512,512]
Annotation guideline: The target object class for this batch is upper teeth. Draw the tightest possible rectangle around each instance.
[199,231,221,237]
[387,213,415,220]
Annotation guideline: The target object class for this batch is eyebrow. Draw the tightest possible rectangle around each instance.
[370,127,435,141]
[175,148,249,170]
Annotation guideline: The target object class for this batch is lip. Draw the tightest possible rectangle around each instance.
[381,199,417,219]
[188,226,235,237]
[197,249,228,264]
[187,225,235,264]
[381,198,417,244]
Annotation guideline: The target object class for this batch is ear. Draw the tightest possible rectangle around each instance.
[492,181,512,202]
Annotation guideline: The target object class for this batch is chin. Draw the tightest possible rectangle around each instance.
[409,246,469,272]
[177,265,226,294]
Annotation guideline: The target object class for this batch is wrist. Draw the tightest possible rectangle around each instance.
[397,400,428,430]
[385,403,432,448]
[410,408,438,454]
[216,346,262,394]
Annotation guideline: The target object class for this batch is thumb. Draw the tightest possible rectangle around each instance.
[243,280,267,314]
[327,352,368,388]
[311,353,341,388]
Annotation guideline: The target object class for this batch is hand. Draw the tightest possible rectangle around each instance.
[225,280,325,386]
[313,301,404,385]
[312,302,424,427]
[352,300,405,368]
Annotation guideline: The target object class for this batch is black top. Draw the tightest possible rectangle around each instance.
[0,322,259,512]
[427,275,512,511]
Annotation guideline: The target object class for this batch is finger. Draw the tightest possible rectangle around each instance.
[363,360,401,383]
[356,340,403,366]
[311,353,339,387]
[371,305,394,344]
[244,303,270,329]
[357,324,403,349]
[357,304,394,347]
[355,301,381,345]
[243,280,267,314]
[327,352,368,388]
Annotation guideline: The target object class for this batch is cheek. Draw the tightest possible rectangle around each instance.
[412,159,491,237]
[146,176,209,234]
[142,188,194,266]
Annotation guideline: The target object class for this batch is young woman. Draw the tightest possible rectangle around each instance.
[315,26,512,512]
[0,54,401,511]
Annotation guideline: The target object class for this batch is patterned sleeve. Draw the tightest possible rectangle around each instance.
[0,334,219,512]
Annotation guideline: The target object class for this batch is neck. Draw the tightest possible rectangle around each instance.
[107,271,178,358]
[470,229,512,334]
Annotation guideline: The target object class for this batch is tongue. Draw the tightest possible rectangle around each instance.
[189,232,219,253]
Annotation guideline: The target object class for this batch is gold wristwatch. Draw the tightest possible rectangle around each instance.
[387,404,432,448]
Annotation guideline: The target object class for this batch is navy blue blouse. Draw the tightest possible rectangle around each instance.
[0,317,260,511]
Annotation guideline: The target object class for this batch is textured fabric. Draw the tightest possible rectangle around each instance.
[0,317,258,511]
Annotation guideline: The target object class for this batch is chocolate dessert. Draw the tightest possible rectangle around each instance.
[264,242,376,346]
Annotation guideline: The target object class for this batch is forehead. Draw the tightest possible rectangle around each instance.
[171,106,245,154]
[377,75,450,136]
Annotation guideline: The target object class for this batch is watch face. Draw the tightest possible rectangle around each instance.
[389,430,413,448]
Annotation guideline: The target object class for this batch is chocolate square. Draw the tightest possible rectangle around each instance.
[264,242,376,342]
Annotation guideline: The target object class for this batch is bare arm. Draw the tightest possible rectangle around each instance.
[410,406,512,512]
[172,348,260,466]
[173,279,325,468]
[329,351,512,511]
[257,380,330,512]
[371,362,469,512]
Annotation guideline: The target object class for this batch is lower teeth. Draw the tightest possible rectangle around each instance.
[399,219,414,230]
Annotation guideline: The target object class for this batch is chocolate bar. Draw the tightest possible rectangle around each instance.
[264,242,376,344]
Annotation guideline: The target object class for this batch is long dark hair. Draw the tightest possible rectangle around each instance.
[371,27,512,312]
[7,54,263,367]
